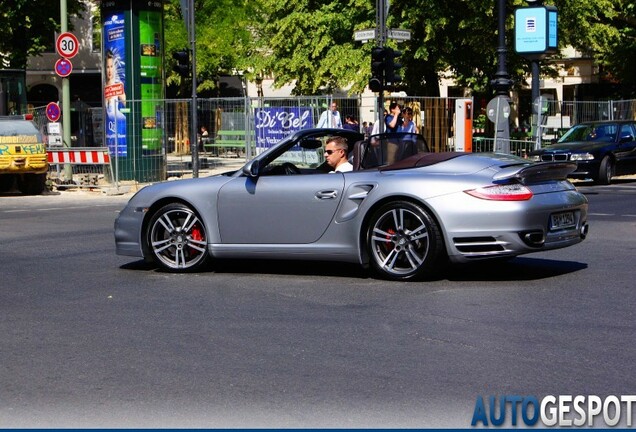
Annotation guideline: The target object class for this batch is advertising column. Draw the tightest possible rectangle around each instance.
[103,11,127,158]
[101,0,165,182]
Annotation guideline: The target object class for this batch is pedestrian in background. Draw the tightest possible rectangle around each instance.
[343,115,359,131]
[316,102,342,128]
[398,107,416,134]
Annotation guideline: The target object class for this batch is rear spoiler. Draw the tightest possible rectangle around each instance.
[493,162,577,184]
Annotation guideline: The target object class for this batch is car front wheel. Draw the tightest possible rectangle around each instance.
[147,203,209,271]
[366,201,443,281]
[597,156,614,185]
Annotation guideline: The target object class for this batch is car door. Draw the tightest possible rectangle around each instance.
[216,173,345,244]
[615,122,636,175]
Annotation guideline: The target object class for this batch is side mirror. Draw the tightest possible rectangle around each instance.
[242,159,260,177]
[619,134,634,144]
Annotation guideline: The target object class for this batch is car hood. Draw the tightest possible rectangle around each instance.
[535,141,607,153]
[125,175,232,206]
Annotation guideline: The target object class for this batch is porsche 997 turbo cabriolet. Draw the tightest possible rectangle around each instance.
[115,129,589,281]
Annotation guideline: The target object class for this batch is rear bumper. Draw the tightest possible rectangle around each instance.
[429,189,588,263]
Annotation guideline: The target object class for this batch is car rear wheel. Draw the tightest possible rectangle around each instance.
[147,203,209,271]
[366,201,443,281]
[597,156,614,185]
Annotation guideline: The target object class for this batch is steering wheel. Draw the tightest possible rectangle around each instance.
[280,162,301,175]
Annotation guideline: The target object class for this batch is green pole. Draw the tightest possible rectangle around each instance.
[61,0,72,180]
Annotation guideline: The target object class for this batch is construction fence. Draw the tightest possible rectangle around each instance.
[29,96,636,189]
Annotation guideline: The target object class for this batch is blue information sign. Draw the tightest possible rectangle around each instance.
[514,6,558,58]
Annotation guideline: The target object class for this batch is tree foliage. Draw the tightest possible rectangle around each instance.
[0,0,85,69]
[164,0,257,95]
[557,0,636,96]
[163,0,635,97]
[249,0,375,95]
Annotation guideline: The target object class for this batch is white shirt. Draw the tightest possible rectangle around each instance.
[317,110,342,128]
[333,161,353,172]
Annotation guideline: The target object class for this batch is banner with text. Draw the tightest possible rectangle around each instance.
[254,107,314,150]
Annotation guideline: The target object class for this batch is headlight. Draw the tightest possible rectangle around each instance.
[530,155,541,162]
[570,153,594,161]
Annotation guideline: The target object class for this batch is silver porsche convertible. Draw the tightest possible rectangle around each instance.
[115,128,589,281]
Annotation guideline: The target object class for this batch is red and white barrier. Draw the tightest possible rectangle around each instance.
[47,147,111,165]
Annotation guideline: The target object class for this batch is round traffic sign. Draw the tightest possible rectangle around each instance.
[46,102,61,122]
[54,58,73,78]
[486,96,511,123]
[56,32,79,58]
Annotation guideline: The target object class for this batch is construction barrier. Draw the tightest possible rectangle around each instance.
[47,147,111,165]
[47,147,113,189]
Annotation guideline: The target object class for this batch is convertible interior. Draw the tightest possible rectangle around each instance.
[260,132,433,175]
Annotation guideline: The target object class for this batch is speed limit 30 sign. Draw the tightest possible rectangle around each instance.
[56,32,79,59]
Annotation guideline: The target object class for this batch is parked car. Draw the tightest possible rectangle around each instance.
[115,129,589,281]
[529,120,636,184]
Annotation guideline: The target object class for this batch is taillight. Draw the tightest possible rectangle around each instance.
[24,114,34,120]
[465,184,533,201]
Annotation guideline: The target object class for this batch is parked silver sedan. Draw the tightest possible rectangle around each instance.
[115,129,589,281]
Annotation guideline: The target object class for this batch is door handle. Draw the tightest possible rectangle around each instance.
[316,190,338,200]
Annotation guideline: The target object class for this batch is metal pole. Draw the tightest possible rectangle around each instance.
[375,0,387,133]
[189,0,199,178]
[490,0,512,153]
[531,59,541,146]
[60,0,72,180]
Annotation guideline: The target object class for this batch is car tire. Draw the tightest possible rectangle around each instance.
[366,200,443,281]
[597,156,614,185]
[0,175,15,193]
[146,203,209,272]
[17,173,47,195]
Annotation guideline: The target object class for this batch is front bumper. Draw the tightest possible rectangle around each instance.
[114,204,145,257]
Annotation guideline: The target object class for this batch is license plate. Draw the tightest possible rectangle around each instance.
[550,211,576,229]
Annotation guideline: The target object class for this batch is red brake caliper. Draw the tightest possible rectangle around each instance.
[189,225,203,253]
[385,228,396,250]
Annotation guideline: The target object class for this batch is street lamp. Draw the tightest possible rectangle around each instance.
[491,0,513,96]
[489,0,513,154]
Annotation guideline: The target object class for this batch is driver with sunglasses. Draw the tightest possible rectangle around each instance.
[324,136,353,172]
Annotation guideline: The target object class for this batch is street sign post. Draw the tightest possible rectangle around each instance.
[388,29,411,41]
[45,102,61,122]
[54,58,73,78]
[56,32,79,59]
[354,29,376,42]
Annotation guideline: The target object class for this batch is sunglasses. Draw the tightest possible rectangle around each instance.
[324,149,341,155]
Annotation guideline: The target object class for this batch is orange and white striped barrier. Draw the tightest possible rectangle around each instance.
[47,147,111,165]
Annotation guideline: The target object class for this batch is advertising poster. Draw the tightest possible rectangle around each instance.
[139,10,163,153]
[103,12,127,157]
[254,107,313,151]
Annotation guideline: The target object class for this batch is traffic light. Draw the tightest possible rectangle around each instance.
[172,49,190,77]
[385,48,403,88]
[369,47,386,93]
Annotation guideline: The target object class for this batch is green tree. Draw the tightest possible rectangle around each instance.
[558,0,636,96]
[251,0,375,95]
[0,0,85,69]
[164,0,258,96]
[164,0,635,97]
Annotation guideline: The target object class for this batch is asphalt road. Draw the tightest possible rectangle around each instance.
[1,179,635,428]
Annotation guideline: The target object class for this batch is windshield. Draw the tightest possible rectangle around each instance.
[558,123,618,144]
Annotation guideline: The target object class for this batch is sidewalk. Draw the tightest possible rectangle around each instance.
[166,153,247,178]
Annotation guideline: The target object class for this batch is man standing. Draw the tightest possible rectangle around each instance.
[316,102,342,128]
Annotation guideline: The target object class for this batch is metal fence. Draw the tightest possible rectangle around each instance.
[29,97,636,187]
